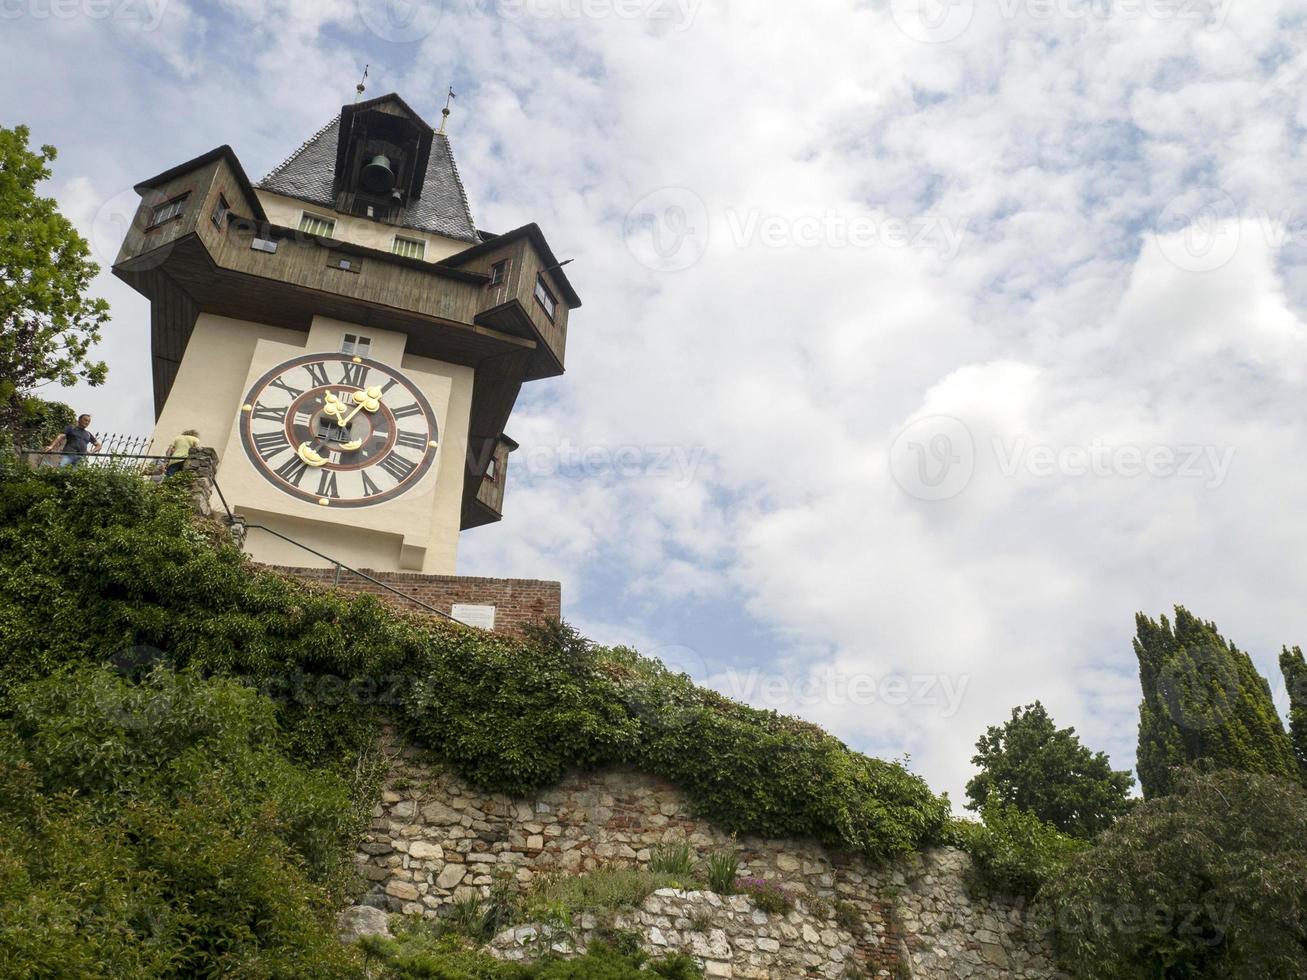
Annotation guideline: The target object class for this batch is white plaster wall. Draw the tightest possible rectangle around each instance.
[255,190,470,262]
[154,313,473,575]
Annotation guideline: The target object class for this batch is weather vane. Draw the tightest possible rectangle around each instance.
[438,86,456,135]
[355,64,369,103]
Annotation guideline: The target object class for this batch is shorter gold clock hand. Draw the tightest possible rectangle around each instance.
[336,385,384,429]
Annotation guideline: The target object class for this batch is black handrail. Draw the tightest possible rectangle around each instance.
[18,447,458,624]
[237,520,456,622]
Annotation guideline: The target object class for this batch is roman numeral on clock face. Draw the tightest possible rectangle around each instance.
[340,361,369,387]
[274,455,310,486]
[379,453,417,483]
[252,429,291,459]
[304,361,330,387]
[395,430,428,451]
[391,403,423,420]
[316,470,339,498]
[251,404,287,423]
[267,377,302,399]
[361,470,382,498]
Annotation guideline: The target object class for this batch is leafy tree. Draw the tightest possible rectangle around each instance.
[1041,768,1307,979]
[0,394,73,449]
[1280,645,1307,781]
[949,804,1089,899]
[0,124,108,429]
[965,701,1134,838]
[1134,607,1296,798]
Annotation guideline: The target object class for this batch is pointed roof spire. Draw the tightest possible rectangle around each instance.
[438,86,455,135]
[355,64,369,104]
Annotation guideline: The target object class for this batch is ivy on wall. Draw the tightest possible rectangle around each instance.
[0,459,949,863]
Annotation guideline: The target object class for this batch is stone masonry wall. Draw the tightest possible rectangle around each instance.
[263,566,561,634]
[352,743,1062,979]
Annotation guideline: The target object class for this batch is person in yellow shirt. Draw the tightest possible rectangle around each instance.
[164,430,200,478]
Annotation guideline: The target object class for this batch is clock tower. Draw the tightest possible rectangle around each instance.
[112,93,579,587]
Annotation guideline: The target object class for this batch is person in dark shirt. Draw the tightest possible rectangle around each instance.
[44,414,101,468]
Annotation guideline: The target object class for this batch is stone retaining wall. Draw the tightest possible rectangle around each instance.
[352,743,1061,978]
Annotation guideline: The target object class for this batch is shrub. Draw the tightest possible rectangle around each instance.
[0,666,360,977]
[0,463,949,862]
[733,877,794,915]
[365,932,703,979]
[526,867,683,921]
[833,900,863,933]
[704,849,740,895]
[952,805,1088,899]
[649,841,695,878]
[1040,768,1307,979]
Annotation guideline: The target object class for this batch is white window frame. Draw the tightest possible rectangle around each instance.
[299,212,337,237]
[534,275,557,320]
[210,193,230,228]
[149,193,190,228]
[341,333,372,357]
[392,235,426,260]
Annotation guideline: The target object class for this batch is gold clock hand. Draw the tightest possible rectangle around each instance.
[337,385,384,428]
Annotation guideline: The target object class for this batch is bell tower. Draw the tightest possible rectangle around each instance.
[111,93,579,613]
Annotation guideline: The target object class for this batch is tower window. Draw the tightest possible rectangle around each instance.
[210,194,230,228]
[341,333,372,357]
[299,212,337,237]
[488,259,509,286]
[392,235,426,260]
[533,275,557,320]
[148,193,190,228]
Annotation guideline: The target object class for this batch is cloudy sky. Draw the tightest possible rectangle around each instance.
[6,0,1307,804]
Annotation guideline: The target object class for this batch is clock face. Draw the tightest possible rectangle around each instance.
[238,352,439,507]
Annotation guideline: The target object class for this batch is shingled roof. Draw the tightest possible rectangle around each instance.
[257,98,480,244]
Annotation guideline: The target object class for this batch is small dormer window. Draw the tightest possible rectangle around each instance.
[342,333,372,357]
[299,212,336,237]
[489,259,509,286]
[392,235,426,260]
[148,193,190,229]
[533,275,557,321]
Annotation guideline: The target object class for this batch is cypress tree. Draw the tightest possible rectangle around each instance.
[1134,607,1296,798]
[1280,645,1307,781]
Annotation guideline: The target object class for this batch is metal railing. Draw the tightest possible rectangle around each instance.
[234,520,456,622]
[19,447,173,476]
[16,446,458,623]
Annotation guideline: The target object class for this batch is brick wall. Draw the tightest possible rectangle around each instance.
[261,565,561,634]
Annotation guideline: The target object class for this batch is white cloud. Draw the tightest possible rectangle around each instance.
[11,0,1307,804]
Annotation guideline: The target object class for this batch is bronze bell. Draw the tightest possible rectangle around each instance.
[360,154,395,193]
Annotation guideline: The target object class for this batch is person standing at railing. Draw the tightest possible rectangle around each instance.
[44,414,100,468]
[164,429,201,478]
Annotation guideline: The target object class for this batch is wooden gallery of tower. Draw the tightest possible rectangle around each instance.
[112,92,579,630]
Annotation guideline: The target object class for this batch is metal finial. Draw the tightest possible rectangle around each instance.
[355,64,369,103]
[438,86,456,134]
